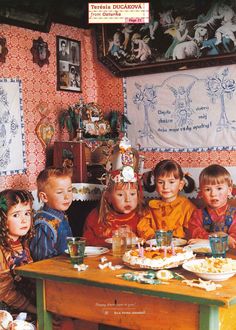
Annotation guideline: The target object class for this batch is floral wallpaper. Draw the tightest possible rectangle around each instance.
[0,22,236,192]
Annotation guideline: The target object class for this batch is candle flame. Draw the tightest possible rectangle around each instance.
[140,239,145,246]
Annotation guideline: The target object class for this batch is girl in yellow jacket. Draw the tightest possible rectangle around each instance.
[138,159,196,240]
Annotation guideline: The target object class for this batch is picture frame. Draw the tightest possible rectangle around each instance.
[56,36,81,92]
[0,2,52,32]
[96,1,236,77]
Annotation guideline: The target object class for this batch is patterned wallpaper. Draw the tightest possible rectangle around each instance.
[0,23,124,190]
[0,23,236,191]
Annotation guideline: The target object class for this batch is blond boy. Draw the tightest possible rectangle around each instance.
[30,167,73,260]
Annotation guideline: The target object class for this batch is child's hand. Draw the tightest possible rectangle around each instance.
[216,232,236,249]
[228,235,236,249]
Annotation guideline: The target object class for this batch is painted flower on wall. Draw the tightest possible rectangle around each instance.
[206,68,236,132]
[133,83,157,140]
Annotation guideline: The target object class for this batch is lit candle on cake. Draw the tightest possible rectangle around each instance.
[163,246,167,258]
[138,239,145,257]
[140,246,144,258]
[137,241,141,255]
[171,241,176,255]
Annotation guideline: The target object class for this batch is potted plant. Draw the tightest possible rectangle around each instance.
[108,110,131,138]
[59,101,83,140]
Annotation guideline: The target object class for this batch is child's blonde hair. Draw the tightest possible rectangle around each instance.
[37,167,72,195]
[0,189,34,253]
[98,181,144,227]
[199,164,232,188]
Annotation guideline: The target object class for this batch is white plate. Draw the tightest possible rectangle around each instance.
[182,258,236,281]
[146,238,187,247]
[185,240,211,255]
[85,246,109,257]
[65,246,109,257]
[105,237,137,245]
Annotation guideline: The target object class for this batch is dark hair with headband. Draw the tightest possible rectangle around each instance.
[143,159,195,194]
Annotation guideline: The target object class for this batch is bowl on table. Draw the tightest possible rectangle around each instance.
[182,258,236,281]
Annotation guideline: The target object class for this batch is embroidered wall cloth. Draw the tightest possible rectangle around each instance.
[125,65,236,152]
[0,78,26,175]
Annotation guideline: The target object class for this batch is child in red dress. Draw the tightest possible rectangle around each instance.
[83,136,146,246]
[188,164,236,248]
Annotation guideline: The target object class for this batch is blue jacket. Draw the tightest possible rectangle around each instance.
[30,205,72,261]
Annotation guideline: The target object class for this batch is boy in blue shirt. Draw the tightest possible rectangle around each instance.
[30,167,73,260]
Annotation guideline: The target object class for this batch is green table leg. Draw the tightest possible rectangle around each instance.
[36,279,53,330]
[200,305,219,330]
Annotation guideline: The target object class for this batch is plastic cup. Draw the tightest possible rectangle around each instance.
[66,236,86,265]
[155,230,173,247]
[209,233,228,258]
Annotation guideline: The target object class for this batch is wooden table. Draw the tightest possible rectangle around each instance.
[16,253,236,330]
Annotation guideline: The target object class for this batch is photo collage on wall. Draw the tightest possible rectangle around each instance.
[57,36,81,92]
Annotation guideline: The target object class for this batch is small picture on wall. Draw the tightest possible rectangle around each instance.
[56,36,81,92]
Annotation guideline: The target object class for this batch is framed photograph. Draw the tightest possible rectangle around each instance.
[96,1,236,77]
[56,36,81,92]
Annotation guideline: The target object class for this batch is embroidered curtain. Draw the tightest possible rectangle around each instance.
[0,78,26,175]
[125,65,236,152]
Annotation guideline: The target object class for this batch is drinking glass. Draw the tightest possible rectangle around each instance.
[118,225,135,250]
[112,229,127,257]
[155,230,173,247]
[66,236,86,265]
[209,233,228,258]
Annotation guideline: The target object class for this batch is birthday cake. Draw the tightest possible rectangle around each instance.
[122,247,195,270]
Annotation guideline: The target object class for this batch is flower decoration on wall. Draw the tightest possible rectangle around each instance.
[31,37,50,67]
[133,83,157,139]
[59,98,84,140]
[0,37,8,63]
[59,97,112,140]
[108,110,131,138]
[82,102,111,138]
[59,97,131,142]
[206,68,236,132]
